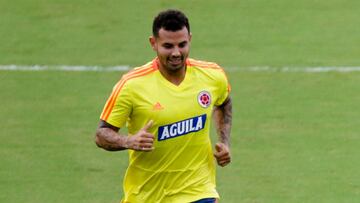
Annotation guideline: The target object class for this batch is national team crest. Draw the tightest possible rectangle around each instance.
[198,91,211,108]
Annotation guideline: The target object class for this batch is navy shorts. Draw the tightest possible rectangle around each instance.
[191,198,216,203]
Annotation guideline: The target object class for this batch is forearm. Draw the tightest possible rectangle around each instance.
[213,96,232,146]
[95,128,128,151]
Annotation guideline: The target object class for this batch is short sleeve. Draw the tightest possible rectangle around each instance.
[214,69,231,106]
[100,79,132,128]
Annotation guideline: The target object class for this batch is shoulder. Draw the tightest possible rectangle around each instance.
[187,58,223,70]
[124,61,157,80]
[188,58,231,92]
[109,60,158,96]
[118,60,158,86]
[187,58,227,79]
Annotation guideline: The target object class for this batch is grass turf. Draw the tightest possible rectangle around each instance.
[1,71,359,202]
[1,0,360,202]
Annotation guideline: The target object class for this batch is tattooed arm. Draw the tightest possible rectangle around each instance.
[213,96,232,167]
[95,120,155,152]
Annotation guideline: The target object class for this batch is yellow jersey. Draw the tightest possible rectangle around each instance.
[100,58,231,203]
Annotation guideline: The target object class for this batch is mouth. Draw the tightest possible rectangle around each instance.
[168,57,183,66]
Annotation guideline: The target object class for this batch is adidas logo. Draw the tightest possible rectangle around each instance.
[153,102,164,110]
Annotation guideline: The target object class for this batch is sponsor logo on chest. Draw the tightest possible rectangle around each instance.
[158,114,207,141]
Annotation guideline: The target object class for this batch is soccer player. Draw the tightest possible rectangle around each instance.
[95,9,232,203]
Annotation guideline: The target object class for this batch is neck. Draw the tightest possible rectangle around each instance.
[157,62,186,86]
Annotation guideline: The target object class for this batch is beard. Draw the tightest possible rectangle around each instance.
[165,55,186,72]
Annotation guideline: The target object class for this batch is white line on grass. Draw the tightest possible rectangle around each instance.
[227,66,360,73]
[0,65,129,72]
[1,65,360,73]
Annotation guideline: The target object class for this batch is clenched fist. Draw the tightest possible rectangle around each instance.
[214,143,231,167]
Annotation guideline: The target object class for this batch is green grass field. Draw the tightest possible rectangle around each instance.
[1,0,360,203]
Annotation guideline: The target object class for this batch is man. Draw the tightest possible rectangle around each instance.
[95,9,232,203]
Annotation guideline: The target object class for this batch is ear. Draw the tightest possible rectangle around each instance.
[189,32,192,42]
[149,36,157,51]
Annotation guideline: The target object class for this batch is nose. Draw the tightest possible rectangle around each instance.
[171,47,181,57]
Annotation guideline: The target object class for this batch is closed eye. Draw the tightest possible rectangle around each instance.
[179,41,187,48]
[163,43,173,49]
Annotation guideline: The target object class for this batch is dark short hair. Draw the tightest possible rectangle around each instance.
[152,9,190,37]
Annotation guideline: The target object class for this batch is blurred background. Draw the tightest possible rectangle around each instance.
[1,0,359,202]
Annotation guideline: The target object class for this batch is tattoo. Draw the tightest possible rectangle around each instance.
[95,120,127,151]
[98,120,120,132]
[213,96,232,146]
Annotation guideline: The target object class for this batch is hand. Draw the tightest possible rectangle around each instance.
[214,143,231,167]
[125,120,155,152]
